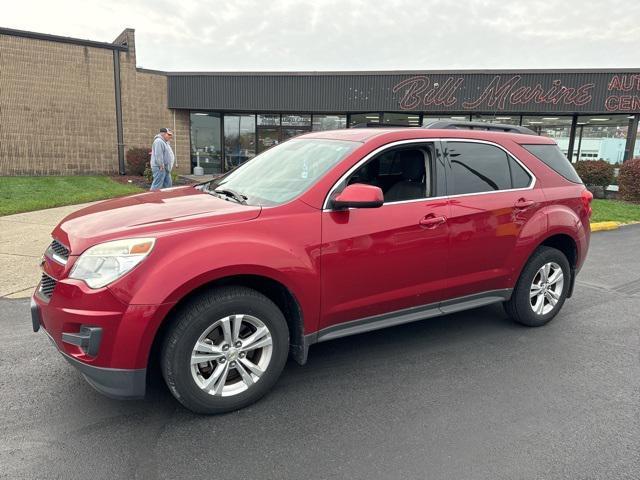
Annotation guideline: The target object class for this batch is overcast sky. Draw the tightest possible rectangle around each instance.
[3,0,639,71]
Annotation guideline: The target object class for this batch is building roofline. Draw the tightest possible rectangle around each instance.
[166,68,640,77]
[0,26,128,51]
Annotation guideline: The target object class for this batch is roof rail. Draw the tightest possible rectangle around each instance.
[424,120,537,135]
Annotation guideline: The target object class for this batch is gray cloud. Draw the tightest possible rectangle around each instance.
[4,0,639,71]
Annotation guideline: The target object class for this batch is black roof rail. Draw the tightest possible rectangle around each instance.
[424,120,537,135]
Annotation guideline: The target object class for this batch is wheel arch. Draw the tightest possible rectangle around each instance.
[531,232,579,298]
[539,233,578,268]
[147,273,308,382]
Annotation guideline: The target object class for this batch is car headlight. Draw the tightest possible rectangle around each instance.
[69,238,155,289]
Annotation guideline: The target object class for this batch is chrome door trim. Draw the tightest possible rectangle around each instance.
[322,138,537,211]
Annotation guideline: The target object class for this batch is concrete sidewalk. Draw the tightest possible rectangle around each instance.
[0,203,96,299]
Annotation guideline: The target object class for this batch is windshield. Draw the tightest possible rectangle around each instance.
[208,138,358,206]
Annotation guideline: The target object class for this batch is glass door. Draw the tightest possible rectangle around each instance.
[257,128,280,153]
[257,114,281,154]
[281,114,311,142]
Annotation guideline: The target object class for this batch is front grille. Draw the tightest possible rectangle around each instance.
[39,273,57,300]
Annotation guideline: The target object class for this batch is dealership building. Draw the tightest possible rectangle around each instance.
[1,27,639,176]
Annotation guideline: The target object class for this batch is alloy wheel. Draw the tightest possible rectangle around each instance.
[190,314,273,397]
[529,261,564,316]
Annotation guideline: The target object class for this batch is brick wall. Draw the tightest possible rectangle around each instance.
[115,29,190,175]
[0,29,190,176]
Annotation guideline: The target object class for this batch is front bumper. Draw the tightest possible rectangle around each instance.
[32,296,147,399]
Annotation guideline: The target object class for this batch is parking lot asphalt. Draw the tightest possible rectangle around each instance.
[1,225,639,480]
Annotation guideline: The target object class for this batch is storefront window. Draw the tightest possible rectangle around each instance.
[382,113,420,126]
[257,128,280,153]
[312,115,347,131]
[521,116,573,138]
[349,113,380,127]
[471,114,521,126]
[224,114,256,170]
[281,114,311,127]
[571,115,632,164]
[190,112,222,174]
[422,115,470,126]
[257,114,280,126]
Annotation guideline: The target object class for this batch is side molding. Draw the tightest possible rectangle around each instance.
[299,289,512,363]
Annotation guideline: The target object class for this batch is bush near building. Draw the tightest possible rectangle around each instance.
[618,158,640,202]
[143,165,178,185]
[126,147,151,176]
[574,160,615,199]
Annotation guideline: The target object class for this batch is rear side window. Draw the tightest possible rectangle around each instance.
[522,144,583,184]
[447,142,512,195]
[510,157,532,189]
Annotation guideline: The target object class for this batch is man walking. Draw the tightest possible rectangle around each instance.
[150,127,175,191]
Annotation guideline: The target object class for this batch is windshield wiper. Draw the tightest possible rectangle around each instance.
[213,188,248,205]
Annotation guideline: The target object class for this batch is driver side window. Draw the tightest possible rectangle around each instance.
[347,145,433,203]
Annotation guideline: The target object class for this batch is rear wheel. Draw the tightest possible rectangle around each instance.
[161,286,289,414]
[505,246,571,327]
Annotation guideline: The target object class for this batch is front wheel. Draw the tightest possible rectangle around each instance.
[505,246,571,327]
[161,286,289,414]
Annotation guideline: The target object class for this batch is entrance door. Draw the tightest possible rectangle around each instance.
[320,142,450,331]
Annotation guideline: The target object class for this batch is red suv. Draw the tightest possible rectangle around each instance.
[31,122,592,414]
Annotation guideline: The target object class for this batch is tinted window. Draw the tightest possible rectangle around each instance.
[377,150,402,175]
[447,142,511,195]
[510,157,532,188]
[522,144,583,184]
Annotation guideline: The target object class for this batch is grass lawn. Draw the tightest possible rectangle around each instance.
[0,176,143,216]
[591,199,640,224]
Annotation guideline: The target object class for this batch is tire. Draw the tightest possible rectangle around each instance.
[505,246,571,327]
[161,286,289,414]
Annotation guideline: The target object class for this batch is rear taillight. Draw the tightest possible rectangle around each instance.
[581,189,593,218]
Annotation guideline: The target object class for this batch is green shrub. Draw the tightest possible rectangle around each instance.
[126,147,151,176]
[574,160,615,198]
[618,158,640,202]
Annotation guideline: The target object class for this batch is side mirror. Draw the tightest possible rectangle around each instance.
[331,183,384,210]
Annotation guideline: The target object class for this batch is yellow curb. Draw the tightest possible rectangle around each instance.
[591,221,622,232]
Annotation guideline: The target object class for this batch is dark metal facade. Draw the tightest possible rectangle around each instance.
[168,70,640,114]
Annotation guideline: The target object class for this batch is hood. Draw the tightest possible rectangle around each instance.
[52,186,261,254]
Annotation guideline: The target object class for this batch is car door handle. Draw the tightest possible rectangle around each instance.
[514,199,535,209]
[419,215,446,228]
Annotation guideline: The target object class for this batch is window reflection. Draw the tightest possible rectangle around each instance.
[281,115,311,127]
[312,115,346,131]
[422,115,470,126]
[382,113,420,126]
[224,114,256,170]
[571,115,634,164]
[472,114,521,126]
[190,112,222,174]
[349,113,380,127]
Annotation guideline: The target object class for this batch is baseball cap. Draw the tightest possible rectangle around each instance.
[159,128,173,134]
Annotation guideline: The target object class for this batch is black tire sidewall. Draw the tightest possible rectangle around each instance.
[162,288,289,414]
[511,247,571,327]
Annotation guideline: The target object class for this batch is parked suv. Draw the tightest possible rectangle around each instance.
[31,122,592,414]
